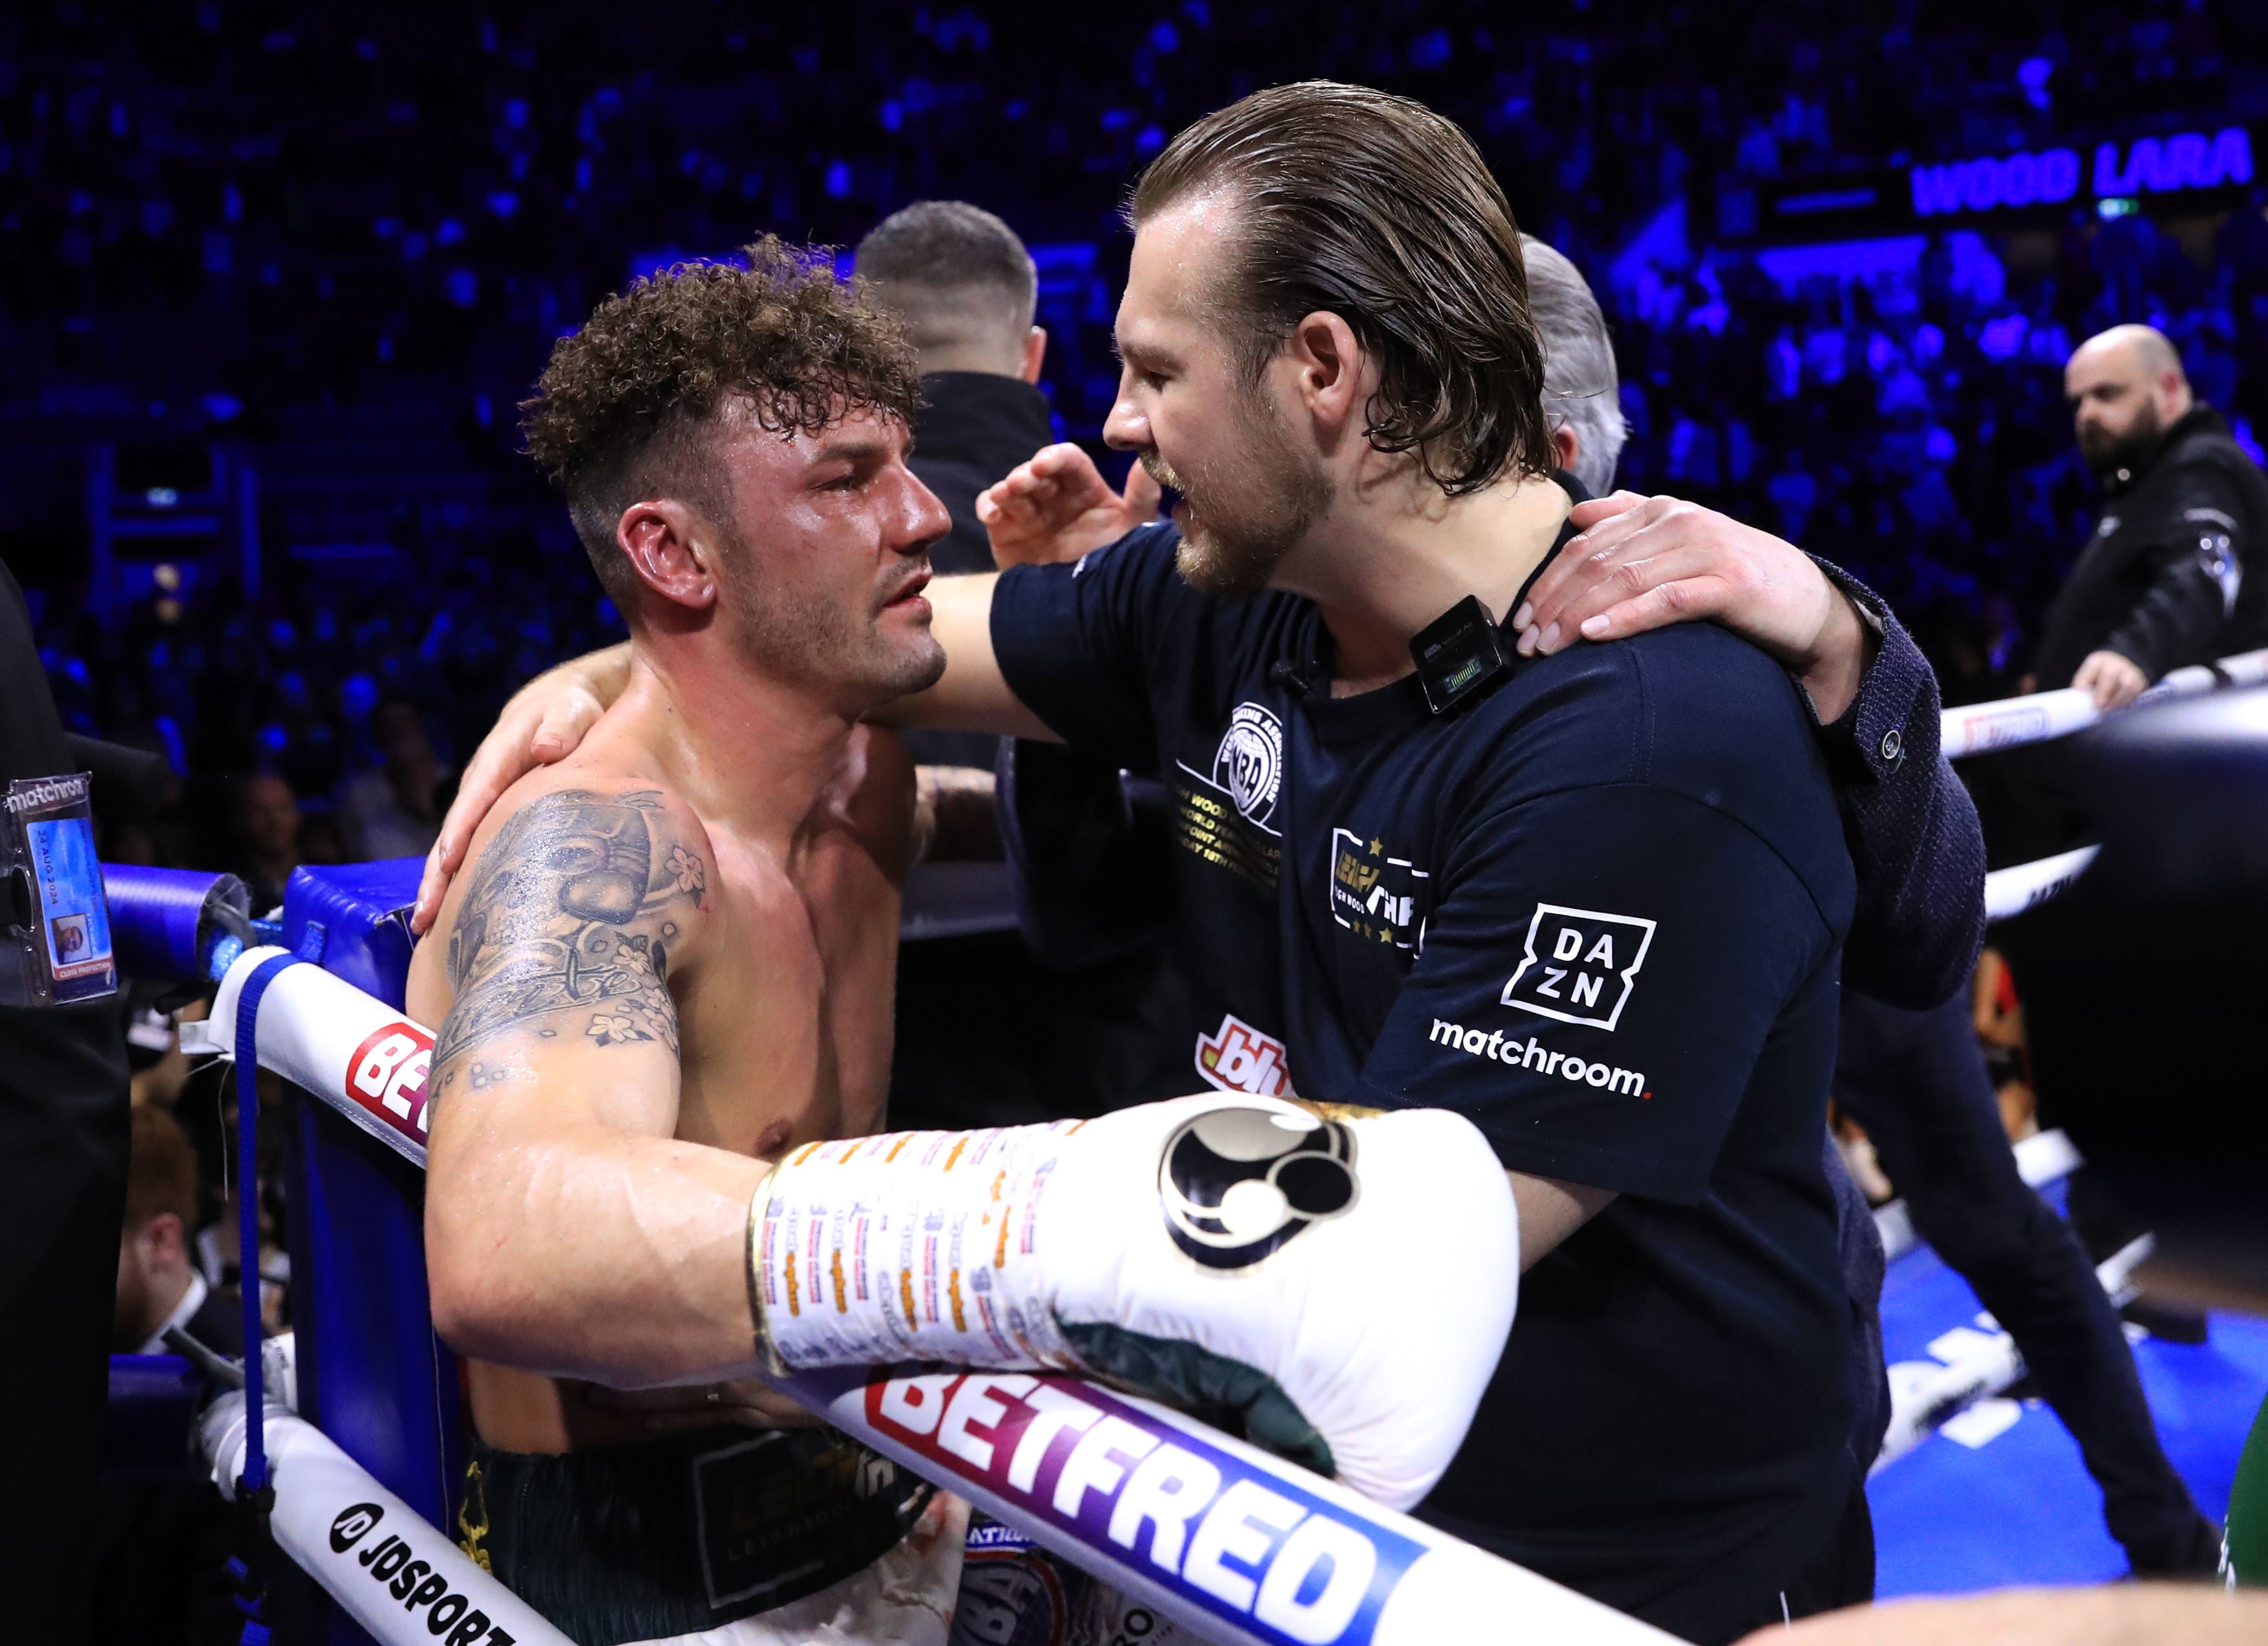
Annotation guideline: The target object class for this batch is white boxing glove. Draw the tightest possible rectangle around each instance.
[748,1094,1519,1510]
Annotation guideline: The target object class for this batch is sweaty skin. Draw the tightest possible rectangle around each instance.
[413,393,948,1451]
[410,710,916,1452]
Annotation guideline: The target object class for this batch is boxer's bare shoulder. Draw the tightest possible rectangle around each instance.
[426,782,713,1073]
[408,721,916,1451]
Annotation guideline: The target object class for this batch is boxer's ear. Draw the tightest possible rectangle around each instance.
[618,498,721,614]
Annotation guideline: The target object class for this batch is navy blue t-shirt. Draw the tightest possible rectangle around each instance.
[991,521,1859,1638]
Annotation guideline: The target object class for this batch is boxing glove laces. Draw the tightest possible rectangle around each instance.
[748,1093,1520,1510]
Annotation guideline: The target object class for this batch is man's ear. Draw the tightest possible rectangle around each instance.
[1284,310,1368,448]
[1551,423,1581,476]
[143,1212,186,1266]
[618,499,723,613]
[1019,326,1048,386]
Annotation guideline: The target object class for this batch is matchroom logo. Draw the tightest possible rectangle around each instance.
[1501,903,1655,1031]
[1428,1019,1647,1098]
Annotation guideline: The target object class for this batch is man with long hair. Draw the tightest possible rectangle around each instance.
[422,87,1989,1642]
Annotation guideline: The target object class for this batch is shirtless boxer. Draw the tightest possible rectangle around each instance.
[410,242,1519,1646]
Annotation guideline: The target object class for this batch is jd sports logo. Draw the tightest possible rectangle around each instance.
[331,1501,384,1552]
[1502,903,1656,1030]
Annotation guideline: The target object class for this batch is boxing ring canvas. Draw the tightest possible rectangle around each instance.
[157,859,1664,1646]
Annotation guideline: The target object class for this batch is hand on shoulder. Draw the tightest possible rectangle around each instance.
[1513,492,1873,722]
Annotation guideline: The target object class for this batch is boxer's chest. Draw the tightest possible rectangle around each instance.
[674,831,891,1161]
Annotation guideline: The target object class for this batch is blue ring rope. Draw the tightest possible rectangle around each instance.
[233,953,301,1496]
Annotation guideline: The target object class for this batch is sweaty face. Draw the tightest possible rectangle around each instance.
[2066,347,2166,474]
[708,408,949,711]
[1108,198,1334,596]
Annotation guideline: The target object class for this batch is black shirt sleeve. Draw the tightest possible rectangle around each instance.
[1355,782,1841,1203]
[1807,559,1985,1009]
[989,524,1185,773]
[2104,463,2254,682]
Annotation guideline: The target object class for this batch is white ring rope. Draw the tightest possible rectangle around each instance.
[1941,645,2268,758]
[1982,846,2101,924]
[205,1400,574,1646]
[200,945,1672,1646]
[1943,646,2268,920]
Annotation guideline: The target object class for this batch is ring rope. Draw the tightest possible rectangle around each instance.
[195,944,1672,1646]
[1947,645,2268,920]
[1941,645,2268,758]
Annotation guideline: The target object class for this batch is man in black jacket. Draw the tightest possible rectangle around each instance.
[0,557,135,1636]
[855,200,1052,583]
[2041,323,2268,708]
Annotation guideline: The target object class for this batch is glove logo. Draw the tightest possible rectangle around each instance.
[1502,903,1656,1030]
[1160,1105,1358,1270]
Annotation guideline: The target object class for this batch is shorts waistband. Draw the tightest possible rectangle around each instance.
[458,1423,932,1646]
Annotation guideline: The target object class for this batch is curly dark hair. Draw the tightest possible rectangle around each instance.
[521,237,922,607]
[1131,82,1549,496]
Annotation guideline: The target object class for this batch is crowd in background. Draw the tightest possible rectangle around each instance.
[8,0,2267,888]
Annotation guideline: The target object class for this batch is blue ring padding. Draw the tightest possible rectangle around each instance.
[100,863,249,981]
[234,953,302,1494]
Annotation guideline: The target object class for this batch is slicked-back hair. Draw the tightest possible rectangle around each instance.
[1131,82,1549,496]
[854,201,1037,366]
[522,237,921,610]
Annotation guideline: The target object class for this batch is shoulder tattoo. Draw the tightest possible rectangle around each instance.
[434,789,706,1070]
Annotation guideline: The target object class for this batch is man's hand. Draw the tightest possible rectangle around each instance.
[581,1378,824,1437]
[410,643,632,933]
[2072,649,2149,712]
[1513,494,1875,723]
[977,442,1163,567]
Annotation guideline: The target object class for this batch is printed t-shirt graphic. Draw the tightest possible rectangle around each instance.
[989,519,1860,1636]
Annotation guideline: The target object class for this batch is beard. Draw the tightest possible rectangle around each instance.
[2077,399,2164,476]
[1150,388,1333,596]
[716,531,944,710]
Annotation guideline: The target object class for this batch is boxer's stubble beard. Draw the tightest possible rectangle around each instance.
[713,522,945,713]
[1151,378,1333,597]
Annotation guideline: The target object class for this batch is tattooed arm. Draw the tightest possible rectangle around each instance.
[417,783,768,1387]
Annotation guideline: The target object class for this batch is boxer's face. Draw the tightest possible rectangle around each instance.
[1107,195,1332,596]
[708,407,949,711]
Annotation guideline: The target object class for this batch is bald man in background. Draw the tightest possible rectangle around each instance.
[1989,325,2268,1394]
[851,202,1198,1132]
[1987,323,2268,864]
[2039,323,2268,710]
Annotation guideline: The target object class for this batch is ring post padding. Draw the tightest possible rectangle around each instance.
[220,874,1671,1645]
[207,1404,570,1646]
[233,859,465,1615]
[100,863,249,980]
